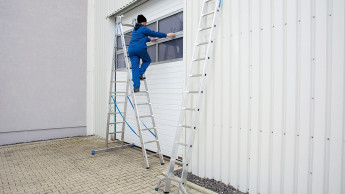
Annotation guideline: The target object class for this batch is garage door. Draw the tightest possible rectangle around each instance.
[113,0,184,157]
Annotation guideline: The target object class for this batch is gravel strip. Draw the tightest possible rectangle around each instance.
[174,169,245,194]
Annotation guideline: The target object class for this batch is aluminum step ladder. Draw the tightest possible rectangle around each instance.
[156,0,222,193]
[92,15,165,169]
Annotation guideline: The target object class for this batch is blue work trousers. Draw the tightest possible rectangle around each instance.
[128,47,151,89]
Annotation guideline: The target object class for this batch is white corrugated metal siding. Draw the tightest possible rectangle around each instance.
[185,0,345,194]
[88,0,344,193]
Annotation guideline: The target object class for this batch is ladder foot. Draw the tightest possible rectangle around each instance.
[154,188,158,191]
[161,162,165,165]
[146,166,150,169]
[91,150,95,155]
[163,192,169,194]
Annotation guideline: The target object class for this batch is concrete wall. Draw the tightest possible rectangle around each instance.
[0,0,87,145]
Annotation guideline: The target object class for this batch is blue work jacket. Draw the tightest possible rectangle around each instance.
[129,23,167,49]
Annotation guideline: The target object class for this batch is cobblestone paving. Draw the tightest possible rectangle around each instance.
[0,136,202,194]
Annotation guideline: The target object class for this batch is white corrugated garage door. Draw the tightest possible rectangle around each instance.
[113,0,184,157]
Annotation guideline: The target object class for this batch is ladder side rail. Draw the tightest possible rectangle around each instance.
[114,24,121,141]
[120,22,151,168]
[143,79,165,164]
[117,19,131,142]
[168,0,208,166]
[106,23,119,148]
[179,0,221,187]
[164,0,209,192]
[121,82,130,141]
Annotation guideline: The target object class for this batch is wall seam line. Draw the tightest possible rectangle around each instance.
[293,0,301,193]
[323,0,333,193]
[307,0,316,192]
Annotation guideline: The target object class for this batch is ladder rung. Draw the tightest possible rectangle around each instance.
[182,107,195,111]
[108,112,125,114]
[192,57,206,61]
[199,26,212,31]
[111,91,127,94]
[124,35,132,38]
[174,159,183,165]
[205,0,215,2]
[113,69,127,72]
[177,142,188,146]
[202,11,215,17]
[140,115,154,118]
[142,127,156,131]
[196,41,209,46]
[110,101,125,104]
[112,80,128,83]
[109,122,125,125]
[122,24,134,27]
[179,125,191,128]
[189,74,203,77]
[109,131,123,134]
[144,140,158,144]
[134,91,149,94]
[185,91,200,93]
[135,103,151,106]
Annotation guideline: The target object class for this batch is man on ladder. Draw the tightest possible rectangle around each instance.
[128,14,175,92]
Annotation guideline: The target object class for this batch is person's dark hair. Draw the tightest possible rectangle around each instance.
[137,14,147,23]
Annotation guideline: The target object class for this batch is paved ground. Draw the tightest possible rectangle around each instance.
[0,136,204,194]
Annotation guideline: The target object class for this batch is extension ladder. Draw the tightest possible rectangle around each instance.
[92,15,165,169]
[156,0,222,193]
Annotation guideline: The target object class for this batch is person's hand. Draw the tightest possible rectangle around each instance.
[151,38,157,42]
[167,33,175,37]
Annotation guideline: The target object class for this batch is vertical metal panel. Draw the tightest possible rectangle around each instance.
[293,0,302,193]
[184,0,345,194]
[329,0,345,194]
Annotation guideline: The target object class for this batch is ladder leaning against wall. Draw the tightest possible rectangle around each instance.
[91,15,165,169]
[156,0,222,193]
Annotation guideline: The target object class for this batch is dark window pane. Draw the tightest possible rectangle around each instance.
[146,22,157,31]
[116,54,126,69]
[147,45,156,63]
[158,38,183,61]
[158,12,183,34]
[116,31,132,50]
[116,36,122,49]
[146,22,157,39]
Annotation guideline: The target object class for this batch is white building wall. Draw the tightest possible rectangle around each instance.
[186,0,345,194]
[88,0,345,193]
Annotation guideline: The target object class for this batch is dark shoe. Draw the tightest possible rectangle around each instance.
[139,74,146,80]
[134,88,140,93]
